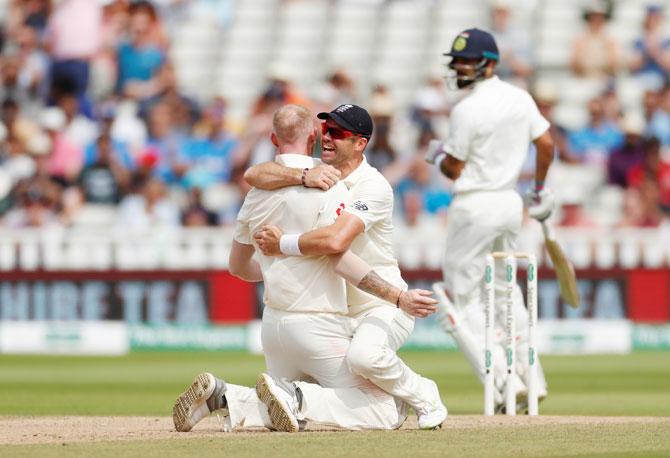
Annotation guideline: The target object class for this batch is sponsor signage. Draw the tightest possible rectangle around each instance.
[0,321,128,355]
[0,271,256,324]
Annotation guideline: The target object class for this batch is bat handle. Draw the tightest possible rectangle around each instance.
[541,220,555,242]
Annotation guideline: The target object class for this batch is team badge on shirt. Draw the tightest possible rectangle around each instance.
[353,201,368,211]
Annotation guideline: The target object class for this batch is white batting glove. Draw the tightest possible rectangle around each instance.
[525,187,555,222]
[424,139,446,165]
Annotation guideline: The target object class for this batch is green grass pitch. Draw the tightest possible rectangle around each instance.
[1,351,669,457]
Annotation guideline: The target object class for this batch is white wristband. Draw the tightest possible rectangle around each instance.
[434,152,447,166]
[279,234,303,256]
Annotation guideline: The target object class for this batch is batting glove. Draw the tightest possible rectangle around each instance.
[525,187,555,222]
[425,139,446,165]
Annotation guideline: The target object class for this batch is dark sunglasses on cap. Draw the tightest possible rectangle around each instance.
[321,122,367,140]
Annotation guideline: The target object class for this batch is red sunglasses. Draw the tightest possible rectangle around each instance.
[321,122,362,140]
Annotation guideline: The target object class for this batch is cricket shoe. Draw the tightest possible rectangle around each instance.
[417,402,448,430]
[415,380,448,429]
[173,372,229,432]
[255,373,302,432]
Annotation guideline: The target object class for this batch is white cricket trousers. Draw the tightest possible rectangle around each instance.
[224,307,405,430]
[347,305,442,414]
[441,190,547,392]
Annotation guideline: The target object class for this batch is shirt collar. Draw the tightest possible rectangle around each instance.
[275,154,318,169]
[473,75,499,92]
[342,155,369,189]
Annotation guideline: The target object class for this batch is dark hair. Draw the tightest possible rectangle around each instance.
[129,1,158,20]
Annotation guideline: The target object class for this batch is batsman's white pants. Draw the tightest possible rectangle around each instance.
[440,190,547,396]
[347,306,442,414]
[225,307,405,430]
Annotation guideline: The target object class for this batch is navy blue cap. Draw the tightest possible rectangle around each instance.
[443,28,499,61]
[318,104,373,138]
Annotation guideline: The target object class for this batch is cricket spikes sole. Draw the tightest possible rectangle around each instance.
[255,373,299,433]
[173,372,217,432]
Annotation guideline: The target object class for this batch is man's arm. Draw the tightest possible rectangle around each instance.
[533,129,554,184]
[254,212,365,256]
[330,251,437,318]
[228,240,263,282]
[243,161,341,191]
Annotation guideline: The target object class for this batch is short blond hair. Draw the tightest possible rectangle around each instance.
[272,104,314,144]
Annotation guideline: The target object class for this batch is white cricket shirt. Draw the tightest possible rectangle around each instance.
[342,156,407,316]
[443,75,550,194]
[234,154,350,314]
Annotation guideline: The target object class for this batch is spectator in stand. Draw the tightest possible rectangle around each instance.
[366,93,397,175]
[181,187,218,227]
[1,98,40,149]
[489,0,533,86]
[3,136,63,229]
[0,54,25,104]
[84,104,134,170]
[12,24,49,104]
[91,0,131,99]
[115,176,179,230]
[7,0,51,38]
[570,0,619,79]
[250,63,308,116]
[394,128,452,216]
[607,112,646,188]
[44,0,102,114]
[628,137,670,212]
[410,76,450,147]
[567,97,624,165]
[532,80,577,163]
[78,133,131,205]
[233,79,288,171]
[0,125,44,187]
[57,92,98,151]
[313,69,357,112]
[2,182,61,229]
[181,99,238,189]
[144,102,187,184]
[40,106,83,185]
[643,89,670,147]
[116,1,167,101]
[629,5,670,90]
[601,82,623,123]
[617,179,665,227]
[142,62,199,132]
[637,178,665,226]
[130,0,170,50]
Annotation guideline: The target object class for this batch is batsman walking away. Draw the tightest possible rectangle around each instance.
[426,28,556,413]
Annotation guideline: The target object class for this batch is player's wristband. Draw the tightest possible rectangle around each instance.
[301,168,309,187]
[534,180,545,191]
[279,234,303,256]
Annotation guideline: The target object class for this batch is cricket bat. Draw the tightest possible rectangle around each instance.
[541,221,580,309]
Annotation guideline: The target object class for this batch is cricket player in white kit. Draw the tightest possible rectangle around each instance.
[251,104,447,428]
[173,105,438,433]
[425,28,555,410]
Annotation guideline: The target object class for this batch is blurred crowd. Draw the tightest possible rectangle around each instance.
[0,0,669,233]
